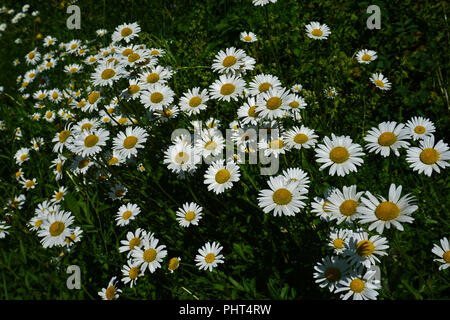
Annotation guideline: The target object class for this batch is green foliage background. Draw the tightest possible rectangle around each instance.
[0,0,449,299]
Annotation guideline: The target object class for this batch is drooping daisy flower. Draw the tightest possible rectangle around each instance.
[140,83,175,111]
[364,121,410,157]
[211,47,247,75]
[252,0,277,6]
[112,126,149,159]
[370,72,391,91]
[37,210,75,248]
[98,277,122,300]
[64,63,83,74]
[132,234,167,273]
[356,49,378,64]
[335,269,381,300]
[204,159,241,194]
[405,116,435,141]
[195,241,225,272]
[255,87,291,120]
[240,31,257,43]
[344,230,389,268]
[178,87,210,115]
[176,202,203,227]
[112,22,141,43]
[283,125,318,150]
[305,22,331,40]
[0,221,10,239]
[209,74,246,102]
[116,203,141,227]
[258,175,307,217]
[358,184,418,233]
[431,237,450,270]
[119,228,147,257]
[281,167,310,192]
[248,73,282,96]
[121,259,143,288]
[315,134,365,176]
[405,135,450,176]
[328,228,353,255]
[325,185,365,225]
[313,255,350,293]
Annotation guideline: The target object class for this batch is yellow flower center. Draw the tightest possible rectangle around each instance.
[122,48,133,56]
[118,117,128,125]
[378,132,397,146]
[150,92,164,104]
[77,159,90,169]
[123,136,138,149]
[108,157,119,165]
[129,266,139,280]
[175,152,190,164]
[311,29,323,37]
[243,35,252,41]
[289,101,300,109]
[121,27,133,37]
[70,43,78,50]
[443,251,450,263]
[324,267,341,282]
[49,221,65,237]
[20,154,28,162]
[28,52,35,59]
[294,133,308,144]
[258,82,272,93]
[35,219,43,227]
[184,211,196,221]
[266,97,282,110]
[333,238,344,249]
[329,147,349,163]
[272,188,293,205]
[81,123,93,132]
[215,169,231,184]
[146,73,160,84]
[222,56,237,67]
[269,139,284,149]
[128,53,140,63]
[204,141,217,151]
[129,237,141,250]
[248,106,259,117]
[88,91,100,104]
[101,69,116,80]
[205,253,215,264]
[414,125,426,134]
[55,191,64,201]
[339,199,359,217]
[361,54,372,61]
[56,162,62,172]
[125,84,139,95]
[168,258,180,271]
[374,79,384,87]
[143,248,157,263]
[150,50,160,55]
[105,286,116,300]
[419,148,440,165]
[350,279,365,293]
[375,201,400,221]
[220,83,236,96]
[25,180,35,188]
[356,240,375,257]
[122,210,132,220]
[84,134,99,148]
[189,96,202,108]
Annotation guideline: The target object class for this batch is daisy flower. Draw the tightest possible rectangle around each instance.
[325,185,365,225]
[291,84,303,93]
[51,186,68,203]
[324,86,338,99]
[248,73,282,96]
[237,96,260,125]
[25,49,40,65]
[431,237,450,270]
[140,83,175,111]
[363,121,410,157]
[240,31,257,43]
[178,87,210,115]
[370,72,391,91]
[176,202,203,227]
[91,61,126,87]
[344,230,389,268]
[195,128,225,159]
[132,234,167,273]
[313,256,350,293]
[286,94,307,116]
[112,126,149,159]
[0,221,10,239]
[48,89,63,103]
[283,125,318,150]
[168,257,181,273]
[204,159,241,194]
[258,136,288,158]
[70,156,95,176]
[116,203,141,227]
[258,175,307,217]
[37,210,75,248]
[255,87,291,120]
[358,184,418,233]
[98,277,122,300]
[356,49,377,64]
[20,177,38,191]
[252,0,277,6]
[69,128,110,157]
[52,124,74,153]
[305,22,331,40]
[119,228,147,257]
[14,147,30,165]
[328,228,353,255]
[112,22,141,43]
[66,39,82,54]
[211,47,247,75]
[209,74,246,102]
[108,184,128,201]
[64,63,83,74]
[405,116,436,141]
[31,137,44,150]
[405,135,450,176]
[315,134,365,176]
[335,269,381,300]
[195,241,225,272]
[121,259,143,288]
[50,154,67,181]
[96,29,108,37]
[164,138,201,174]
